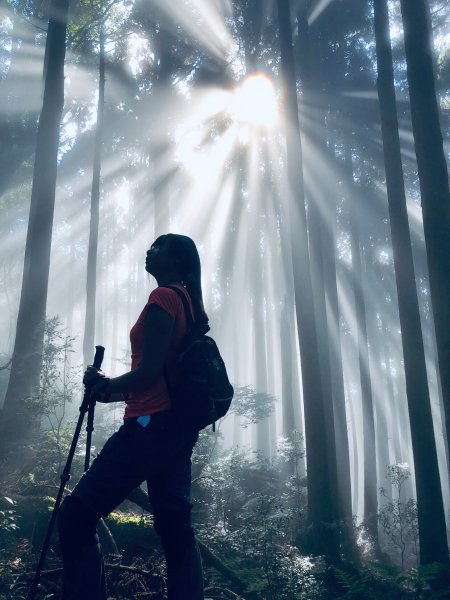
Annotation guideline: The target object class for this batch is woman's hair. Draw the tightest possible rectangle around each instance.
[154,233,209,326]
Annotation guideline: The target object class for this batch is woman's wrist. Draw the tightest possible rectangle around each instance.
[105,370,150,394]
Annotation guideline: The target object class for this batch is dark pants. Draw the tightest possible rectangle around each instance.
[57,411,203,600]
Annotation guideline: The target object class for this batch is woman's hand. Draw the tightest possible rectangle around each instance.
[83,366,111,402]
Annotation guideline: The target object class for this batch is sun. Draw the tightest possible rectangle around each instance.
[230,73,278,127]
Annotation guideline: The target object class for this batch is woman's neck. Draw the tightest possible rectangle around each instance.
[156,276,183,286]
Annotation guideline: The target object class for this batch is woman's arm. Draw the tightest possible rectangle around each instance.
[106,304,174,394]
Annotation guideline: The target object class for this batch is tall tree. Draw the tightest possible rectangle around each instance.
[374,0,449,569]
[277,0,338,560]
[0,0,70,455]
[296,3,357,559]
[399,0,450,487]
[343,141,378,548]
[83,30,105,367]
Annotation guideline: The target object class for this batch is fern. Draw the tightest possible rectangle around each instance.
[331,566,375,599]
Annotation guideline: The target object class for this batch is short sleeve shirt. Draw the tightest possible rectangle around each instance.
[123,284,193,419]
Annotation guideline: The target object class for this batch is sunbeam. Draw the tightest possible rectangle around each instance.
[308,0,336,25]
[146,0,233,60]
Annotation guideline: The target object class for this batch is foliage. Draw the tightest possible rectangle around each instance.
[228,385,276,428]
[193,436,319,599]
[276,430,305,479]
[30,424,84,486]
[370,562,450,600]
[26,317,80,424]
[378,464,419,569]
[17,317,83,478]
[0,496,19,535]
[227,493,321,599]
[329,566,377,599]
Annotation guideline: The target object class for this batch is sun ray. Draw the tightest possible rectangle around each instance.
[146,0,233,60]
[308,0,336,25]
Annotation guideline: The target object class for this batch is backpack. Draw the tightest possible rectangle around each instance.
[162,286,234,431]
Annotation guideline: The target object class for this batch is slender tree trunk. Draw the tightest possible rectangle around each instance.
[297,21,341,533]
[297,7,357,558]
[278,162,304,452]
[277,0,338,560]
[382,319,405,464]
[253,245,270,456]
[322,117,355,538]
[399,0,450,495]
[0,0,70,453]
[280,303,295,434]
[369,306,392,503]
[83,31,105,366]
[343,139,378,547]
[153,28,175,237]
[374,0,449,568]
[111,224,119,375]
[341,368,357,513]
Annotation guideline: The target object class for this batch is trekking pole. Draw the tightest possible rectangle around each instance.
[84,391,96,472]
[26,345,105,600]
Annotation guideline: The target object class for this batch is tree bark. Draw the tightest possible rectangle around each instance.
[0,0,70,454]
[377,0,450,568]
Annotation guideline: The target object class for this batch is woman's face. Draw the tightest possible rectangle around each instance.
[145,236,180,278]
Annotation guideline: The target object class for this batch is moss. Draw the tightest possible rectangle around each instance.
[105,512,160,560]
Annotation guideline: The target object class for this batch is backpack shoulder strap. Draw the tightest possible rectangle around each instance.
[162,285,195,329]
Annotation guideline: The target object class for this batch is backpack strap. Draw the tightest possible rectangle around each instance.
[161,285,195,329]
[161,286,194,397]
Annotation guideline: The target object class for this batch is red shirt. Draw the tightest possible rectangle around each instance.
[123,284,193,419]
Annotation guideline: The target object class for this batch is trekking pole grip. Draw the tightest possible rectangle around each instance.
[93,345,105,370]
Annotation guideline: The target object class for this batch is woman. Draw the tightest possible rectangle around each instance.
[58,233,206,600]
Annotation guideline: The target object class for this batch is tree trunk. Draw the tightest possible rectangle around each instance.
[83,31,105,367]
[377,0,450,568]
[297,6,358,559]
[399,0,450,499]
[253,244,270,456]
[0,0,70,454]
[152,28,176,237]
[368,301,392,504]
[280,303,295,433]
[297,3,342,543]
[277,0,338,560]
[321,116,355,538]
[344,138,378,548]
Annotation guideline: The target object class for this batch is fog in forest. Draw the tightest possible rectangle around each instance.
[1,0,450,598]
